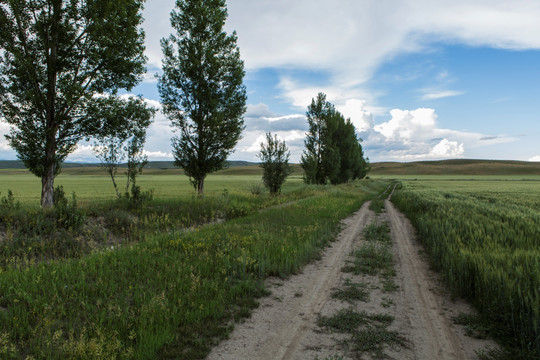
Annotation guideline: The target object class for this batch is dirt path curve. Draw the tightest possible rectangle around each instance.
[207,202,373,360]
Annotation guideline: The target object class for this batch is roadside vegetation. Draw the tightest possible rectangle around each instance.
[0,179,387,359]
[392,180,540,359]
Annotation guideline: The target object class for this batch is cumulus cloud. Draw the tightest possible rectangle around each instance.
[363,107,514,161]
[430,139,465,157]
[136,1,539,163]
[374,108,437,142]
[337,99,374,133]
[529,155,540,162]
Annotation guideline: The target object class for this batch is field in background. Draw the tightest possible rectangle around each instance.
[0,172,304,205]
[1,158,538,204]
[370,159,540,176]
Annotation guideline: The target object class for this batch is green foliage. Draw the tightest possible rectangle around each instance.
[258,132,292,195]
[0,0,147,207]
[301,93,368,185]
[92,96,156,199]
[392,181,540,358]
[0,190,20,211]
[158,0,247,195]
[53,186,85,231]
[0,181,378,359]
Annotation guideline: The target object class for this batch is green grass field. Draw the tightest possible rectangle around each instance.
[0,171,305,205]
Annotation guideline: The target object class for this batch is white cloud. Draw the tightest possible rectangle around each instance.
[529,155,540,162]
[374,108,437,141]
[430,139,465,157]
[337,99,374,133]
[137,1,539,163]
[420,90,465,100]
[0,122,12,151]
[68,145,96,162]
[143,1,540,85]
[143,150,174,159]
[364,107,515,161]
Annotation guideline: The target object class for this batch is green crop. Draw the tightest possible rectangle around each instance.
[392,180,540,358]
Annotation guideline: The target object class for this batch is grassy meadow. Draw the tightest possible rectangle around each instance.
[0,168,304,206]
[392,179,540,358]
[0,166,388,359]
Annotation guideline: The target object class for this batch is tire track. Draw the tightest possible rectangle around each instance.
[207,202,373,360]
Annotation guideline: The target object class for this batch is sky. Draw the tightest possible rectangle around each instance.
[1,0,540,163]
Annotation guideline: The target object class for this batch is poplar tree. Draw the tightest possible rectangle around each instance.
[0,0,148,208]
[159,0,246,195]
[301,93,369,184]
[301,93,336,184]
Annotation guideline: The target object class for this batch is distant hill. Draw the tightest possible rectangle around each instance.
[369,159,540,176]
[2,159,539,176]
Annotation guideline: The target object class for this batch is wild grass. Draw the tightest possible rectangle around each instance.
[341,221,397,294]
[392,180,540,358]
[0,179,389,359]
[331,279,370,303]
[317,309,406,359]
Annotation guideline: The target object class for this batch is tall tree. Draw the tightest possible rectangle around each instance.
[301,93,336,184]
[0,0,148,208]
[158,0,246,195]
[258,132,291,195]
[301,92,369,185]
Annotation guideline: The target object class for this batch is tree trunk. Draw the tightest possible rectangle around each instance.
[41,1,60,209]
[41,146,56,208]
[197,177,205,196]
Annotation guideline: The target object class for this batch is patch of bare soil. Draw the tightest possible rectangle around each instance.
[207,197,497,360]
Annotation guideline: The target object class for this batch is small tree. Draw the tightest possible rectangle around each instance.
[258,132,291,195]
[158,0,247,195]
[92,96,155,198]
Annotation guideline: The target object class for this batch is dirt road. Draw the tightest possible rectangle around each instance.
[207,198,495,359]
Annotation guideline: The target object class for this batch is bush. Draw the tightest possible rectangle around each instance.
[53,186,86,230]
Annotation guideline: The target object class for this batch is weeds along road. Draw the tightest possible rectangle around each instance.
[207,196,495,359]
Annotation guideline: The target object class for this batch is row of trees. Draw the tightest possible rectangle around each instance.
[1,0,368,208]
[301,93,369,185]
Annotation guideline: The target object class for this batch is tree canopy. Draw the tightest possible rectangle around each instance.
[92,96,155,199]
[0,0,149,207]
[258,132,291,195]
[158,0,246,195]
[301,93,369,184]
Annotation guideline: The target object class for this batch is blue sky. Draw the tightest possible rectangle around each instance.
[1,0,539,163]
